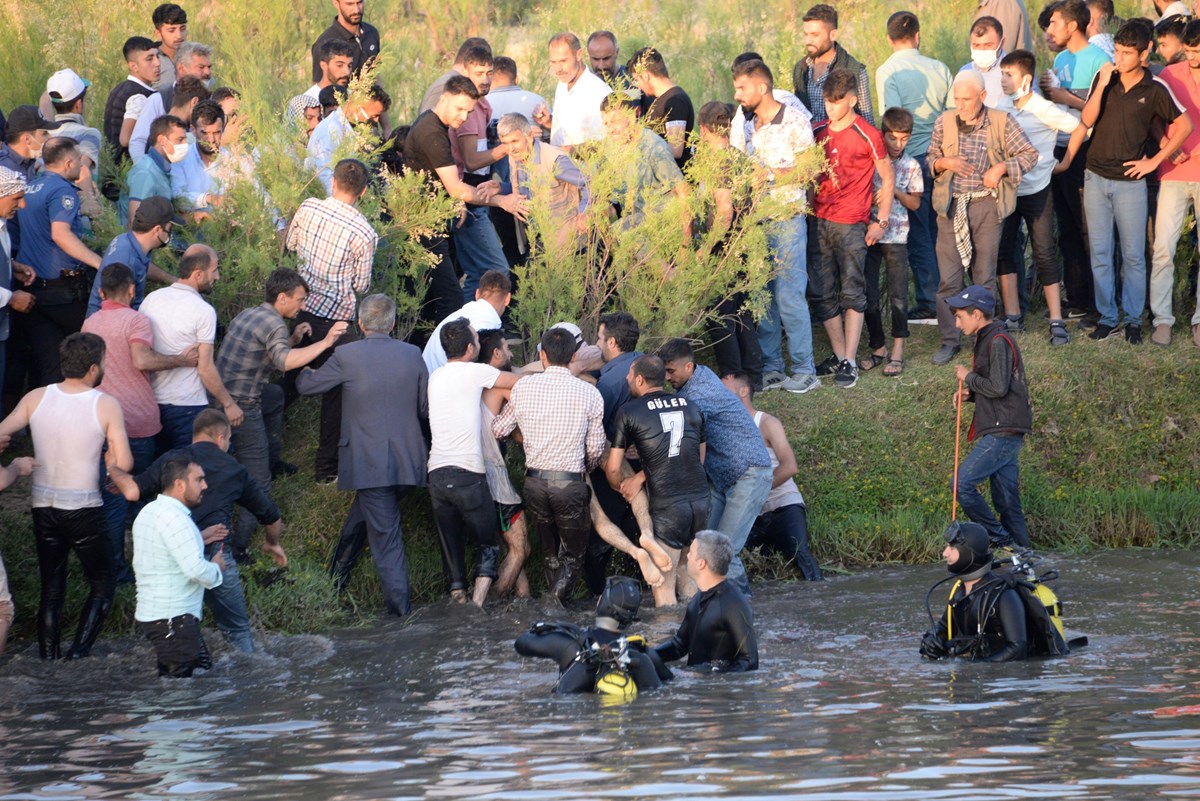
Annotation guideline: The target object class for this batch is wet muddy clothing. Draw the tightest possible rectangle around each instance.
[515,623,671,693]
[654,579,759,672]
[922,573,1028,662]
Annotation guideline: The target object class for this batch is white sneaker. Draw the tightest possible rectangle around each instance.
[780,373,820,394]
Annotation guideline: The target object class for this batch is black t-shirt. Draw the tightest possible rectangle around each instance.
[404,110,454,189]
[311,18,382,83]
[1085,68,1182,181]
[611,390,707,503]
[644,85,695,170]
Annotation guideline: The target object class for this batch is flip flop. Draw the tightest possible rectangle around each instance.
[858,352,887,371]
[882,359,905,377]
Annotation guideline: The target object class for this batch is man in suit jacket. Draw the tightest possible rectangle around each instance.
[295,293,428,616]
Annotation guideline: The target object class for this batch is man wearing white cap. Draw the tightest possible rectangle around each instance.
[47,69,103,205]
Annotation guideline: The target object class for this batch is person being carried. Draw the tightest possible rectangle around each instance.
[653,530,759,672]
[515,575,672,698]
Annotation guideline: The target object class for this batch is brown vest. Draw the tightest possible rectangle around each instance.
[931,108,1018,220]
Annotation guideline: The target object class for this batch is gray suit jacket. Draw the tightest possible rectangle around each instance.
[295,332,429,491]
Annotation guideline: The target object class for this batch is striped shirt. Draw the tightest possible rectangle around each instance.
[215,303,292,407]
[132,494,223,622]
[492,366,605,473]
[286,197,377,321]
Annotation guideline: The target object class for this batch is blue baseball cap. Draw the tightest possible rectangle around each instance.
[944,284,996,314]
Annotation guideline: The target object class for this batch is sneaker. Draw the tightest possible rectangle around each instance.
[1125,323,1143,345]
[814,354,841,376]
[907,307,937,320]
[1087,323,1120,341]
[780,373,821,394]
[931,344,961,365]
[315,473,339,486]
[833,359,859,388]
[761,371,786,391]
[1049,321,1071,346]
[1078,311,1101,329]
[1064,307,1090,319]
[1004,315,1025,333]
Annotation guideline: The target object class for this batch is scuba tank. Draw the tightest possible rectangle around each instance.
[592,635,647,703]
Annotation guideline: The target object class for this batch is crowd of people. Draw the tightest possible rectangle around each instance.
[0,0,1192,678]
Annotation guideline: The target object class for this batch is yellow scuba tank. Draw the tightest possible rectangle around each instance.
[595,667,638,702]
[1031,581,1065,639]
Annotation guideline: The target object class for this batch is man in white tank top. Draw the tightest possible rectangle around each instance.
[0,332,133,659]
[721,372,823,581]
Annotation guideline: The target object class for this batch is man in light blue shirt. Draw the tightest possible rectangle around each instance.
[171,100,226,215]
[306,86,390,194]
[132,455,224,678]
[119,115,188,227]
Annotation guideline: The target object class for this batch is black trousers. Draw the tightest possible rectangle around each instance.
[1052,142,1095,313]
[746,503,823,581]
[428,467,500,592]
[524,475,592,565]
[707,292,763,390]
[288,311,359,480]
[140,613,210,677]
[420,234,462,336]
[33,506,114,658]
[10,294,87,390]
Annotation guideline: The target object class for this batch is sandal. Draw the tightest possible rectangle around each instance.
[858,351,887,371]
[882,359,905,377]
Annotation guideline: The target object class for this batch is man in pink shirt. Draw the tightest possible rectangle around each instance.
[1150,18,1200,348]
[82,262,197,582]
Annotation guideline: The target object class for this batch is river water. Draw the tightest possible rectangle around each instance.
[2,549,1199,800]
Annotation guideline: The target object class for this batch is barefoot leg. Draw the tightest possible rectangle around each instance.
[495,512,531,596]
[621,463,672,572]
[587,476,664,588]
[650,544,682,607]
[472,576,493,607]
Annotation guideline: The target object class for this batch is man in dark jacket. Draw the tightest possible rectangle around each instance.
[295,293,428,616]
[793,4,875,125]
[948,285,1032,550]
[654,530,759,672]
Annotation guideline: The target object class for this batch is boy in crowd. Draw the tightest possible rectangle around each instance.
[810,69,893,388]
[997,50,1079,344]
[861,107,922,376]
[949,285,1032,550]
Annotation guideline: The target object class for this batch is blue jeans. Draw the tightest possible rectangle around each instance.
[204,541,253,652]
[908,154,939,311]
[955,434,1029,549]
[157,404,206,455]
[1083,171,1148,328]
[758,215,814,376]
[452,205,509,303]
[100,435,157,584]
[707,464,774,595]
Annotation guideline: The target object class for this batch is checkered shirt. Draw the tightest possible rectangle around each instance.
[492,366,605,473]
[286,197,377,321]
[215,303,291,407]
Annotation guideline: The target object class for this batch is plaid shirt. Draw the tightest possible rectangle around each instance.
[928,110,1038,196]
[286,197,377,321]
[215,303,292,407]
[805,58,875,126]
[492,366,605,473]
[132,494,223,622]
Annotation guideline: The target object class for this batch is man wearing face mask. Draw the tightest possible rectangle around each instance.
[306,84,390,195]
[974,0,1033,54]
[13,137,102,388]
[86,197,181,319]
[961,17,1013,109]
[129,42,214,164]
[0,106,59,182]
[170,100,226,219]
[120,115,190,229]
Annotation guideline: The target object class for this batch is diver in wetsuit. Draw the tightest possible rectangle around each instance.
[514,576,673,694]
[920,522,1028,662]
[654,530,759,672]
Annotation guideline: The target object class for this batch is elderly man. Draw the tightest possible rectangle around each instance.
[928,69,1037,364]
[128,41,214,163]
[496,112,589,258]
[296,294,427,616]
[533,33,612,151]
[0,168,34,417]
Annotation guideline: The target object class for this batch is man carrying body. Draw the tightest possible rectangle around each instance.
[112,409,284,653]
[286,158,377,483]
[0,332,132,660]
[533,33,613,151]
[296,294,425,616]
[653,530,759,672]
[607,355,709,607]
[132,456,225,677]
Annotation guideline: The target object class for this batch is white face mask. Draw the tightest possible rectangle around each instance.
[166,141,190,163]
[1009,76,1032,102]
[971,48,999,69]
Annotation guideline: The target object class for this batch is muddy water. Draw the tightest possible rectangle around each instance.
[2,549,1200,800]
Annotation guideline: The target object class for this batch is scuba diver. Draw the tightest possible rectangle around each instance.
[920,521,1071,662]
[515,576,673,699]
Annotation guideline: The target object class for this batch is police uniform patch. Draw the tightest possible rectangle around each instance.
[62,196,74,209]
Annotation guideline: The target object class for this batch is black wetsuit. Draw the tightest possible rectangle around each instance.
[654,580,759,672]
[923,573,1028,662]
[611,391,709,549]
[515,624,673,693]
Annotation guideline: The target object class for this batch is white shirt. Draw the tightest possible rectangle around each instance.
[123,75,156,122]
[422,298,503,373]
[550,68,612,147]
[488,84,547,122]
[140,282,218,406]
[427,361,501,474]
[171,143,226,210]
[1161,0,1191,19]
[304,83,322,101]
[133,494,222,622]
[129,91,166,163]
[1010,92,1077,195]
[731,89,810,154]
[306,109,352,194]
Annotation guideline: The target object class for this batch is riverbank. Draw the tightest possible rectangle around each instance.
[2,317,1198,640]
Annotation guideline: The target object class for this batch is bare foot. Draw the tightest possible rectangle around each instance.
[634,549,665,588]
[639,533,672,571]
[450,589,467,604]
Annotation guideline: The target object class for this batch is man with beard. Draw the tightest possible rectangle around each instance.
[793,4,875,125]
[169,100,226,218]
[128,42,214,163]
[310,0,381,83]
[307,83,390,194]
[305,40,355,103]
